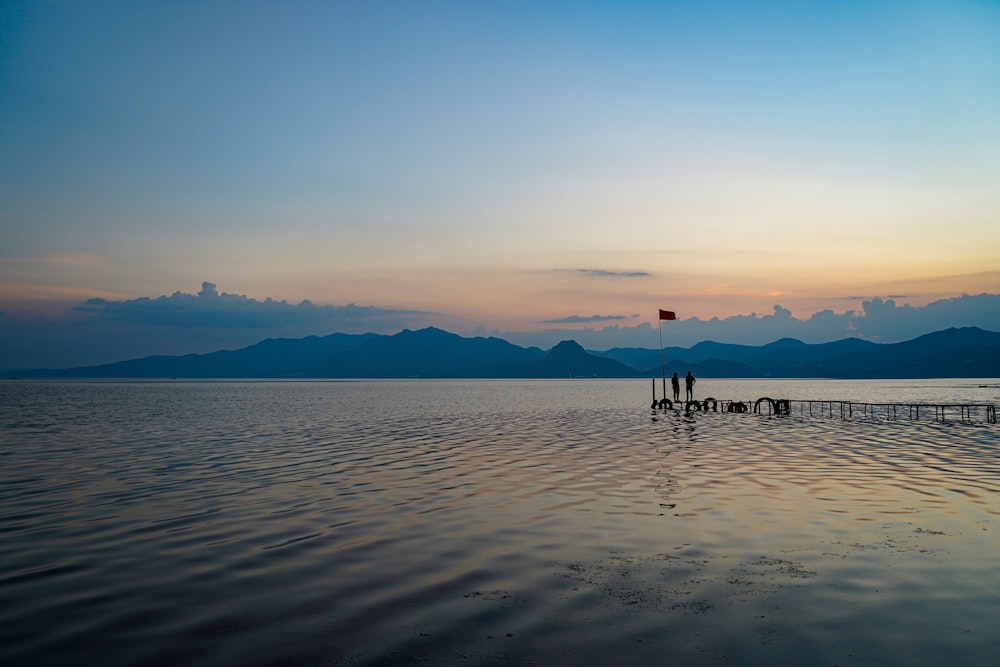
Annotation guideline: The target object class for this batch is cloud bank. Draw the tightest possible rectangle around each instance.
[538,314,638,324]
[501,294,1000,351]
[576,269,651,278]
[75,282,427,330]
[1,282,433,369]
[2,283,998,370]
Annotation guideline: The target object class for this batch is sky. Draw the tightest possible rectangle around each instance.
[1,1,999,369]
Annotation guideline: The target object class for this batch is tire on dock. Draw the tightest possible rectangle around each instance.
[754,397,775,414]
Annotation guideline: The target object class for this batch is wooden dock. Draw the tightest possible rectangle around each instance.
[650,396,997,424]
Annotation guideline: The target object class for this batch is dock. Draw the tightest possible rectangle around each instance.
[650,396,997,424]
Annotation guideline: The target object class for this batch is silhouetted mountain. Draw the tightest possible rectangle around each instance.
[599,337,880,369]
[744,337,880,368]
[494,340,640,378]
[17,332,379,378]
[18,327,546,378]
[639,328,1000,378]
[306,327,544,377]
[798,327,1000,378]
[596,346,691,370]
[11,326,1000,379]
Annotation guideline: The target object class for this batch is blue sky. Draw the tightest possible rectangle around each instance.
[1,1,998,369]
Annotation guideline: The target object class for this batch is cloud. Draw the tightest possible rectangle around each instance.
[3,252,111,269]
[0,282,131,305]
[576,268,651,278]
[500,294,1000,350]
[43,252,112,268]
[0,282,437,369]
[3,283,999,370]
[538,314,637,324]
[74,281,430,330]
[853,294,1000,342]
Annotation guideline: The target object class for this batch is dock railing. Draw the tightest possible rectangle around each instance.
[783,399,997,424]
[653,396,997,424]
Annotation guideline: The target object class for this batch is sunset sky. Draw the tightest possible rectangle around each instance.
[2,1,999,369]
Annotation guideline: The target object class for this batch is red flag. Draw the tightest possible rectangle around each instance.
[659,309,676,320]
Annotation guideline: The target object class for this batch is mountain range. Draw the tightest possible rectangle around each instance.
[10,326,1000,379]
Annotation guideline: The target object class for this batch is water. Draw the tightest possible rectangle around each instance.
[2,378,999,666]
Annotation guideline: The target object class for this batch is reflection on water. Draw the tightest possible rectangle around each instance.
[1,379,999,666]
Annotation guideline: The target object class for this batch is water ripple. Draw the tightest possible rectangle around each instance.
[1,380,998,666]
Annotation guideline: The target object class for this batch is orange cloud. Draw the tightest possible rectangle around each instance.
[0,283,131,305]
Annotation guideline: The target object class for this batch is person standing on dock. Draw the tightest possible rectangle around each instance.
[685,371,696,401]
[671,372,680,401]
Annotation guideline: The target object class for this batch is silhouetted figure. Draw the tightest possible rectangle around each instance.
[671,372,680,401]
[685,371,696,401]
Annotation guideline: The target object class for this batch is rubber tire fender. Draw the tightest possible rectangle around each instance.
[754,397,776,414]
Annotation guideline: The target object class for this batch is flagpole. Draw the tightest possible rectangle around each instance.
[659,317,666,401]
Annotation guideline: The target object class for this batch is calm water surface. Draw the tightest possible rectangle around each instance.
[2,379,999,666]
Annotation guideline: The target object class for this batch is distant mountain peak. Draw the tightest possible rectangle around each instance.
[548,340,586,357]
[764,337,807,348]
[397,326,451,336]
